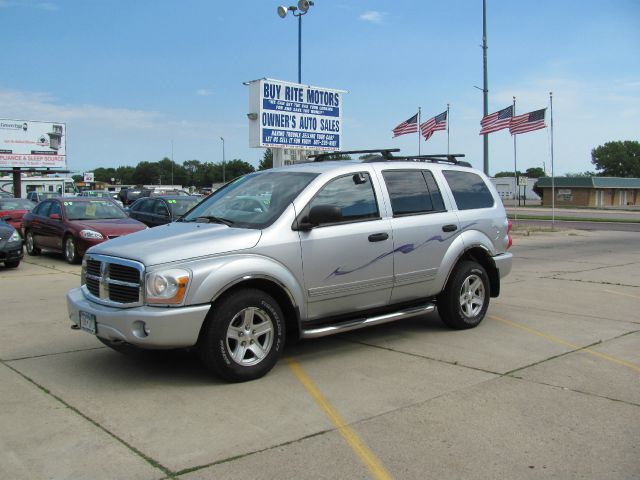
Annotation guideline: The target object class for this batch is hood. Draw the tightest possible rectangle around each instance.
[72,218,146,236]
[87,221,262,266]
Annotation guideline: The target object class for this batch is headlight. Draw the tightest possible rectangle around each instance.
[80,229,104,239]
[145,268,190,305]
[9,230,21,242]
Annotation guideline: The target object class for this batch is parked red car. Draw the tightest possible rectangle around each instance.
[22,197,147,264]
[0,198,34,233]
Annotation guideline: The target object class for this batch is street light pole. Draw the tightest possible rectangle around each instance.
[278,1,314,84]
[220,137,226,183]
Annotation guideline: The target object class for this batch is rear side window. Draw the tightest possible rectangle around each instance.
[383,170,445,216]
[443,170,494,210]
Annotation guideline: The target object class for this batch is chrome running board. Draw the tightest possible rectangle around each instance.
[300,303,435,339]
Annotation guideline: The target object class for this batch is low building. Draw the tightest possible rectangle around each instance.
[490,176,541,203]
[535,177,640,208]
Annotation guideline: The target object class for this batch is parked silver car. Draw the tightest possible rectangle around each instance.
[67,150,513,381]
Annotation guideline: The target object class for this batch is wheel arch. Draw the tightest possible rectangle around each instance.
[450,246,500,298]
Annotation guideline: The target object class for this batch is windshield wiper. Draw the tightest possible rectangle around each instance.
[192,215,234,226]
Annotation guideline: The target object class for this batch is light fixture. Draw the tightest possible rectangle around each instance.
[247,113,258,120]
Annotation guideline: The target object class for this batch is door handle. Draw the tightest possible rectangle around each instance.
[368,232,389,242]
[442,224,458,232]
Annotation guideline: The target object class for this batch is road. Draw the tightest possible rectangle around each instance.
[1,231,639,479]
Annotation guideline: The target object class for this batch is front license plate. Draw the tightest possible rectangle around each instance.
[79,311,97,335]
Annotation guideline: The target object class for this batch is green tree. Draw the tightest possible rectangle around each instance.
[525,167,546,178]
[115,166,135,185]
[591,141,640,177]
[494,171,522,178]
[132,161,160,185]
[258,149,273,170]
[71,174,83,183]
[183,159,201,186]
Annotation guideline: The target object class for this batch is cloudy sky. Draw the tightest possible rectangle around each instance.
[1,0,638,176]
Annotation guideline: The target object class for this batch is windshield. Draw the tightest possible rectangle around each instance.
[0,199,34,210]
[181,171,318,228]
[63,200,128,220]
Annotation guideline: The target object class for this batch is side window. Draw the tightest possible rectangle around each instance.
[443,170,495,210]
[135,199,154,213]
[34,200,52,217]
[154,200,169,215]
[309,173,379,224]
[382,170,445,216]
[49,201,61,217]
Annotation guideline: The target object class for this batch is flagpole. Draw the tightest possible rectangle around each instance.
[512,96,518,223]
[550,92,555,227]
[447,103,450,155]
[418,107,421,155]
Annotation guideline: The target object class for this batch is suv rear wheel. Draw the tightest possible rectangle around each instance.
[198,289,285,382]
[438,260,489,330]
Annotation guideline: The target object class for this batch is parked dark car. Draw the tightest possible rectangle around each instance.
[0,198,34,232]
[0,219,23,268]
[22,197,147,264]
[127,195,200,227]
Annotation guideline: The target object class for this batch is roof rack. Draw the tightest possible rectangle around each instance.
[397,154,471,166]
[309,149,472,167]
[310,149,400,162]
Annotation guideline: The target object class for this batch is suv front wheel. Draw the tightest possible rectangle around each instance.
[198,289,285,382]
[438,260,489,330]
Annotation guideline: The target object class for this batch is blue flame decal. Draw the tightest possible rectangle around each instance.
[326,222,477,279]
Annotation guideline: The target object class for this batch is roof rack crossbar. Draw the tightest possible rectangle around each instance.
[310,148,400,162]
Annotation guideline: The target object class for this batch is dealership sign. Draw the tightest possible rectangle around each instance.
[247,78,345,151]
[0,119,66,169]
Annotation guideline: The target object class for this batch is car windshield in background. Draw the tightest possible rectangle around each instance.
[63,200,127,220]
[167,198,200,216]
[181,171,319,228]
[0,199,34,210]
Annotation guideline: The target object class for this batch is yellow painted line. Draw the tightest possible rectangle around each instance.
[604,289,640,301]
[489,314,640,373]
[287,359,393,480]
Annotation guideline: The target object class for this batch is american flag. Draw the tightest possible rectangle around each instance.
[420,111,447,141]
[479,105,513,135]
[392,113,419,137]
[509,108,546,135]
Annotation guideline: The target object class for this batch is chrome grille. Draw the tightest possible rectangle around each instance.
[82,254,144,307]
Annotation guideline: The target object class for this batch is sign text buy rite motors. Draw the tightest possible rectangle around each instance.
[248,79,344,150]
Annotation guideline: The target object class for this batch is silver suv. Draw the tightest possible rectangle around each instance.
[67,150,512,382]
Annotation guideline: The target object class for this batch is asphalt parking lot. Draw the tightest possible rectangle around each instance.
[1,229,639,479]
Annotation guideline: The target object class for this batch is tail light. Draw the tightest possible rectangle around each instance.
[507,220,513,249]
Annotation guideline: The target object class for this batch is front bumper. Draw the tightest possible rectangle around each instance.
[66,287,210,349]
[0,243,24,262]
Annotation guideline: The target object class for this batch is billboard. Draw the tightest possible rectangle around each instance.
[0,119,67,169]
[247,78,345,151]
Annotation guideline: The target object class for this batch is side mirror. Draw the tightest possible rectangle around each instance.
[296,205,342,231]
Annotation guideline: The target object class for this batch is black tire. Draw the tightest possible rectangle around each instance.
[25,230,40,256]
[438,260,490,330]
[198,289,285,382]
[4,260,20,268]
[64,235,80,264]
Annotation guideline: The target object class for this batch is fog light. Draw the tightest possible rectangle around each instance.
[132,320,149,338]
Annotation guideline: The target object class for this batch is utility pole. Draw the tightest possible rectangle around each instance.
[482,0,489,175]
